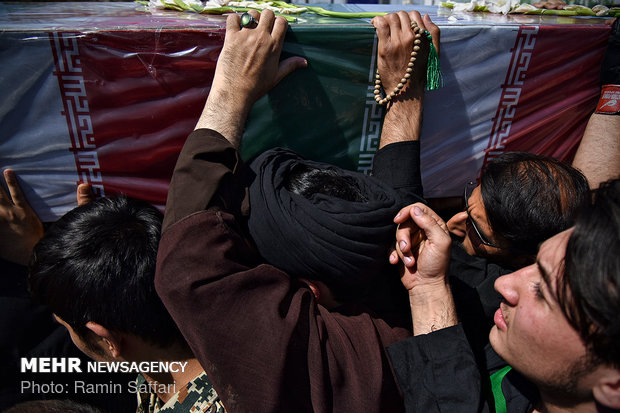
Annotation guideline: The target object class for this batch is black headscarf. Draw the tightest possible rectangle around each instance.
[247,148,401,291]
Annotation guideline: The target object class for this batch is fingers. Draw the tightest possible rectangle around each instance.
[408,204,451,247]
[406,12,440,57]
[227,9,282,38]
[373,11,412,44]
[256,9,276,33]
[3,169,27,208]
[77,183,96,206]
[271,14,290,51]
[226,12,242,36]
[386,11,410,40]
[395,203,447,233]
[0,170,10,205]
[395,10,411,33]
[227,10,289,58]
[423,14,440,56]
[276,56,307,84]
[247,9,261,21]
[372,14,390,36]
[392,203,450,267]
[395,220,424,268]
[389,248,399,265]
[394,203,419,224]
[408,10,425,31]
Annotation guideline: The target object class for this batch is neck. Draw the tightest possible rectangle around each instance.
[121,337,201,404]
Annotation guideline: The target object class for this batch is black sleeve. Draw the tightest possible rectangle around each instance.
[387,324,490,412]
[371,141,425,206]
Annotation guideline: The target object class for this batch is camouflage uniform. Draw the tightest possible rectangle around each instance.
[136,371,226,413]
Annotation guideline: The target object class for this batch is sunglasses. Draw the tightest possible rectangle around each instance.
[463,181,501,249]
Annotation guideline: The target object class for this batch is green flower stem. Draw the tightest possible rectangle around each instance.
[304,5,387,18]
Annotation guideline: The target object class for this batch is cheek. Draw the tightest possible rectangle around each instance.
[463,229,485,256]
[460,235,473,255]
[508,307,585,367]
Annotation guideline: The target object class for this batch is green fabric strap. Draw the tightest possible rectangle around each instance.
[490,365,512,413]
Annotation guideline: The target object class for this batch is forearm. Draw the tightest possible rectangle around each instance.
[572,112,620,189]
[409,278,458,336]
[379,94,423,149]
[373,11,436,149]
[194,86,253,150]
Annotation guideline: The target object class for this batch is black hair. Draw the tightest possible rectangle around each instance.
[481,152,589,257]
[28,195,184,348]
[285,164,368,203]
[559,178,620,369]
[4,399,103,413]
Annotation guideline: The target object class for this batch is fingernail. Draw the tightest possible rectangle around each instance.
[399,240,407,250]
[404,256,412,265]
[414,206,423,216]
[395,211,401,218]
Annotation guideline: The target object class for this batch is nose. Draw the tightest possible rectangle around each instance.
[447,211,468,237]
[494,269,523,306]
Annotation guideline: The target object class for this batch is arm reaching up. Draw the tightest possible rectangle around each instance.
[163,10,306,229]
[390,203,456,335]
[370,12,440,203]
[572,18,620,188]
[194,10,307,148]
[372,11,440,148]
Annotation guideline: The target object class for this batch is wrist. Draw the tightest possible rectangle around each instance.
[380,98,423,147]
[595,85,620,115]
[408,277,457,335]
[408,276,449,298]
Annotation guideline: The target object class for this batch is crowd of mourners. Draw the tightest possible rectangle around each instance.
[1,9,619,413]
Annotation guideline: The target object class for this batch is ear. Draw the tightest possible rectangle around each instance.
[593,369,620,409]
[447,211,468,238]
[85,321,122,358]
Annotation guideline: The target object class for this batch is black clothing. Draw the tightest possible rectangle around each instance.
[247,147,403,292]
[371,140,424,205]
[387,324,538,412]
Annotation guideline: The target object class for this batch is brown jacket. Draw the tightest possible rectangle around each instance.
[155,129,410,413]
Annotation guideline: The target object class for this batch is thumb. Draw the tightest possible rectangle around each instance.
[276,57,307,84]
[409,205,450,248]
[77,183,95,206]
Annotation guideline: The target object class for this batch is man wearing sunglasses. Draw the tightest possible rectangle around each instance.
[448,152,589,269]
[387,177,620,412]
[443,152,590,349]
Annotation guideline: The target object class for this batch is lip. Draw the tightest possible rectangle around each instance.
[494,306,507,331]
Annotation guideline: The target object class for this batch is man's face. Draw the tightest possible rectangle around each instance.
[489,229,596,401]
[447,185,503,256]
